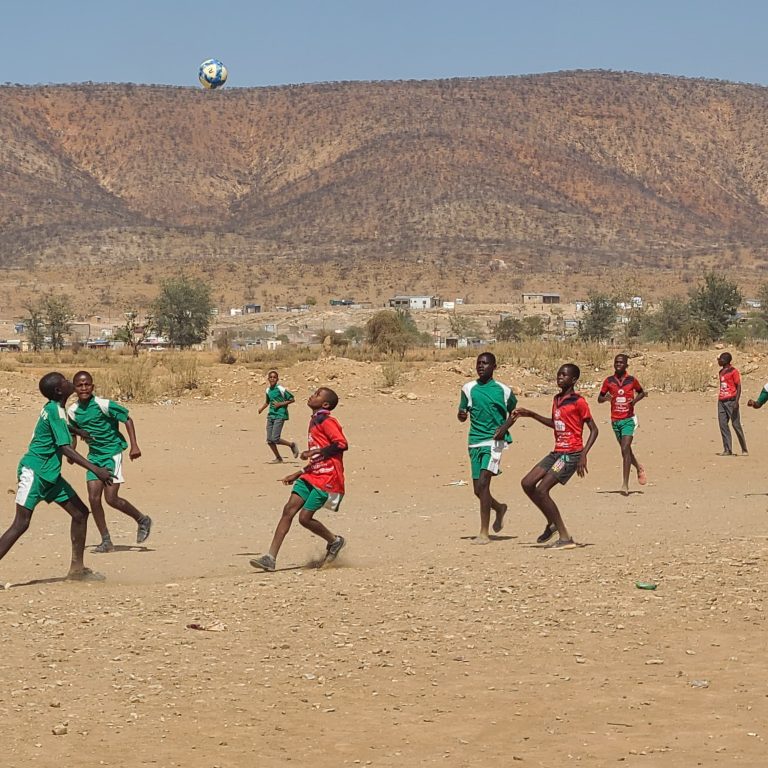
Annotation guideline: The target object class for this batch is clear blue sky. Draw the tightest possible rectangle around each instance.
[3,0,767,88]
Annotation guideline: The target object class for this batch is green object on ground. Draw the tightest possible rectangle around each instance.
[635,581,657,590]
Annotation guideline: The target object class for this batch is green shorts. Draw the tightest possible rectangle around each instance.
[15,466,77,511]
[291,477,343,513]
[468,441,505,480]
[86,452,124,483]
[612,416,637,440]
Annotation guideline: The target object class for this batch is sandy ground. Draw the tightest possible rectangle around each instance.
[1,360,767,767]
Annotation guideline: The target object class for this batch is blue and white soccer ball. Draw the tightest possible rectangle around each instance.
[198,59,228,89]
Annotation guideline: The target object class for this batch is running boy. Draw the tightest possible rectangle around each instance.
[500,363,598,550]
[458,352,517,543]
[717,352,748,456]
[598,354,647,495]
[258,370,299,463]
[251,387,347,572]
[68,371,152,552]
[0,372,113,580]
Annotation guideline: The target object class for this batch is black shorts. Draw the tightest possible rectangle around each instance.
[537,451,582,484]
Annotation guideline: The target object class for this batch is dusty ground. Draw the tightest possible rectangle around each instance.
[1,357,767,767]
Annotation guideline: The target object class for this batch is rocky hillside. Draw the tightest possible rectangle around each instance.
[1,70,768,279]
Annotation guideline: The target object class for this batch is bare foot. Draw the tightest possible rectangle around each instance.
[637,467,647,485]
[471,535,491,545]
[492,503,508,533]
[620,487,629,497]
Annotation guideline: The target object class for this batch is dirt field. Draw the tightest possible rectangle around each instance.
[1,358,767,767]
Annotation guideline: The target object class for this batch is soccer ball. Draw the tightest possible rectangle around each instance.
[198,59,228,89]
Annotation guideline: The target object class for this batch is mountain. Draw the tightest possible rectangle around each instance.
[1,70,767,304]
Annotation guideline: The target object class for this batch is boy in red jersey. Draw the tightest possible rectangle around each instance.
[598,354,647,495]
[498,363,598,549]
[717,352,748,456]
[251,387,348,572]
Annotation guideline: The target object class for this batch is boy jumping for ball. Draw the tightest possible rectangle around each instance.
[598,354,647,495]
[251,387,348,572]
[68,370,152,552]
[499,363,598,550]
[458,352,517,543]
[0,372,113,581]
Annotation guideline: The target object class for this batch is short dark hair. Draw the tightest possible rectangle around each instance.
[319,387,339,410]
[268,369,279,376]
[39,371,66,400]
[73,370,93,383]
[720,352,732,364]
[562,362,581,380]
[615,354,628,362]
[477,352,497,366]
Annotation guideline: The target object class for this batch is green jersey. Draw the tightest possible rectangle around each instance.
[459,378,517,446]
[68,396,129,462]
[265,384,294,420]
[19,401,73,482]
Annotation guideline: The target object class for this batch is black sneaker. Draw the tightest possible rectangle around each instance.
[322,535,346,566]
[92,539,115,553]
[137,516,153,544]
[536,523,557,544]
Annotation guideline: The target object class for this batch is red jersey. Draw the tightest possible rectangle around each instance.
[718,366,741,401]
[599,374,643,420]
[551,392,592,453]
[301,410,348,494]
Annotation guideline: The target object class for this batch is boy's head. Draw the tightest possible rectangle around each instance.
[39,371,73,401]
[475,352,497,382]
[308,387,339,411]
[717,352,732,367]
[73,370,95,401]
[614,354,629,375]
[267,370,279,386]
[557,363,580,390]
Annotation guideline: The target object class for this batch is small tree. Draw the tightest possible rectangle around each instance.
[521,315,545,339]
[579,293,615,341]
[152,276,213,348]
[448,312,480,339]
[23,302,46,352]
[649,296,691,345]
[493,316,522,342]
[688,272,742,342]
[215,329,236,364]
[113,311,154,357]
[366,310,415,359]
[44,294,73,352]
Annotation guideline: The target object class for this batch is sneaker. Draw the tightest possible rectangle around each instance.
[291,442,300,459]
[137,516,153,544]
[323,535,346,565]
[547,538,578,550]
[536,523,557,544]
[717,451,733,456]
[92,539,115,553]
[250,554,276,572]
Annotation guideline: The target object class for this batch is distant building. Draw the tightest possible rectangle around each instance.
[574,300,588,312]
[745,298,762,309]
[244,304,262,314]
[522,292,560,305]
[388,295,441,310]
[229,308,243,317]
[0,339,22,352]
[330,299,355,306]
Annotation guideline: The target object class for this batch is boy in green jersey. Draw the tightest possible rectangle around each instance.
[458,352,517,543]
[0,372,112,581]
[258,370,299,463]
[747,384,768,410]
[69,371,152,553]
